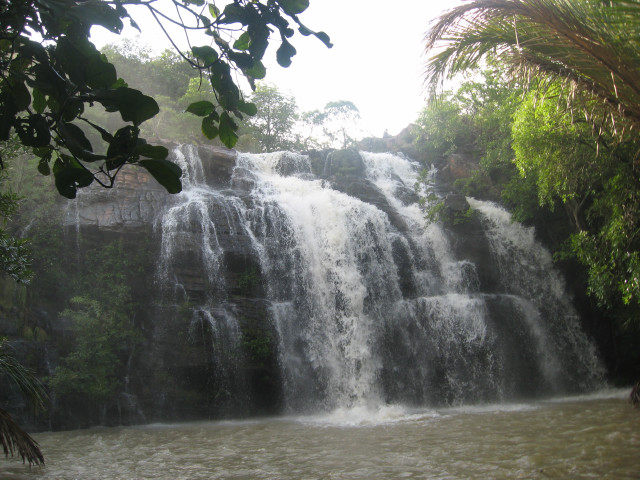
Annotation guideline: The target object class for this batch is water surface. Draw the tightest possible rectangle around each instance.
[2,390,638,479]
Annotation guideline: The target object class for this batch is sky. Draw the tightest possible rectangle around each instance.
[91,1,452,138]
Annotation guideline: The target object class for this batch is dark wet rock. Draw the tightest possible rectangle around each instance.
[326,149,366,177]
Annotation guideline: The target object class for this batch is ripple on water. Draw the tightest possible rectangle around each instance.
[0,389,637,480]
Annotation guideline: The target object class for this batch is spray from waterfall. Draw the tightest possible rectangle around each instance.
[156,145,604,413]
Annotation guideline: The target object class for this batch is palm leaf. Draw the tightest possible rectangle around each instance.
[0,338,47,412]
[0,407,44,466]
[424,0,640,134]
[0,338,46,465]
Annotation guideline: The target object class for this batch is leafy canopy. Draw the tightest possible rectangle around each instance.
[424,0,640,141]
[243,83,298,152]
[0,0,331,198]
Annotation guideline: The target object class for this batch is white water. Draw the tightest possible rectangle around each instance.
[155,146,604,413]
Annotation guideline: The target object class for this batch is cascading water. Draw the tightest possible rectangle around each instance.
[466,198,605,391]
[157,145,248,410]
[157,145,604,414]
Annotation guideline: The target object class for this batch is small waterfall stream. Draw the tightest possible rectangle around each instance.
[157,145,604,413]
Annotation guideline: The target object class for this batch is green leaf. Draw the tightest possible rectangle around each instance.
[279,0,310,15]
[210,62,239,110]
[245,60,266,80]
[228,51,254,69]
[95,88,159,126]
[198,14,211,27]
[84,55,118,90]
[38,157,51,176]
[58,122,92,152]
[192,45,219,66]
[247,26,270,59]
[16,38,48,64]
[234,32,251,51]
[276,39,297,68]
[32,88,47,114]
[32,146,52,158]
[68,2,125,34]
[11,82,31,111]
[209,3,220,18]
[237,100,257,116]
[15,115,51,147]
[314,31,333,48]
[58,122,104,161]
[81,117,114,143]
[202,114,219,140]
[138,159,182,194]
[297,24,333,48]
[54,166,94,199]
[61,99,84,123]
[221,3,245,24]
[111,78,128,89]
[219,111,238,148]
[30,63,67,100]
[55,36,117,90]
[186,100,216,117]
[106,125,138,169]
[136,142,169,160]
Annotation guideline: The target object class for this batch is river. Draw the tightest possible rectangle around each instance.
[2,389,638,479]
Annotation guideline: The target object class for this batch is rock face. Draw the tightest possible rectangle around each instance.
[55,144,285,428]
[1,145,603,430]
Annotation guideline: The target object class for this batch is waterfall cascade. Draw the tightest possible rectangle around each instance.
[156,145,604,413]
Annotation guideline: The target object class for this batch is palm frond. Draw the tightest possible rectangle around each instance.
[424,0,640,134]
[0,407,44,466]
[0,338,47,412]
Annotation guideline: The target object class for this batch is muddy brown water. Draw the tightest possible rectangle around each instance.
[2,390,638,480]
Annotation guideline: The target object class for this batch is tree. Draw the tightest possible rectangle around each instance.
[50,296,141,407]
[100,41,199,101]
[424,0,640,142]
[0,140,32,284]
[512,89,608,229]
[243,83,299,152]
[95,45,218,144]
[298,109,327,150]
[414,68,525,201]
[0,0,332,198]
[413,94,474,160]
[322,100,360,148]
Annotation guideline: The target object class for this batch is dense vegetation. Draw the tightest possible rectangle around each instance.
[0,0,332,199]
[412,69,640,381]
[419,0,640,382]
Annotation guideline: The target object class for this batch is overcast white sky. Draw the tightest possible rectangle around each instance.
[91,1,452,137]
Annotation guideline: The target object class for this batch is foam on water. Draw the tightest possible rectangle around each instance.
[298,404,442,427]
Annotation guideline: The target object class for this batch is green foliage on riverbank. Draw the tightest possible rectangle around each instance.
[420,0,640,382]
[51,296,141,403]
[413,68,640,381]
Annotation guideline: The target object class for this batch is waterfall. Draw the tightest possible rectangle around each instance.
[157,146,604,413]
[156,145,249,411]
[467,198,605,391]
